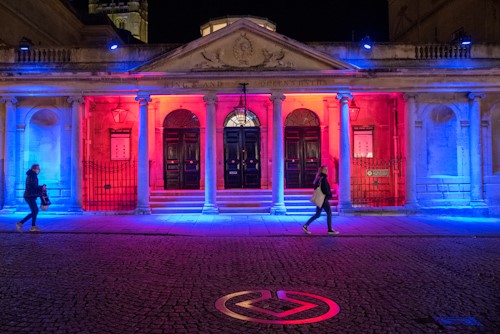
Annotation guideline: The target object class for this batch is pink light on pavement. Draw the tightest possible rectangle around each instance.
[215,289,340,324]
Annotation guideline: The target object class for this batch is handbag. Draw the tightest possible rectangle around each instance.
[310,186,325,208]
[40,189,51,211]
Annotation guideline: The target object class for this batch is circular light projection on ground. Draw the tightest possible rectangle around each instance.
[215,290,340,325]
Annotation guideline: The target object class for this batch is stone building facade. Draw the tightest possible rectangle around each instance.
[1,10,499,216]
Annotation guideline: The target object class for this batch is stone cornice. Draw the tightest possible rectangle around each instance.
[0,71,500,96]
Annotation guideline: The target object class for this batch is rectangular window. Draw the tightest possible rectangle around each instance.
[353,126,374,158]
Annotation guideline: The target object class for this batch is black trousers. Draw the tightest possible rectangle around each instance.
[19,197,39,226]
[305,197,332,231]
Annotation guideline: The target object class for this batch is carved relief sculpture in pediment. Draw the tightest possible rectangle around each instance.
[194,33,294,71]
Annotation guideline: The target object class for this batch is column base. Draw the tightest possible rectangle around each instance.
[202,204,219,215]
[68,205,84,213]
[0,205,17,214]
[338,201,355,215]
[470,200,487,208]
[404,201,419,213]
[135,206,151,215]
[470,200,489,217]
[270,204,287,215]
[338,201,353,210]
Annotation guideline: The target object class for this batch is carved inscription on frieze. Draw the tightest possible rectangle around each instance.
[163,79,327,89]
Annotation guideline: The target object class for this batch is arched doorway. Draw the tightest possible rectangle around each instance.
[223,110,261,188]
[163,109,200,189]
[284,109,321,188]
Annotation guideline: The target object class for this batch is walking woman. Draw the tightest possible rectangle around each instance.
[302,166,339,235]
[16,164,46,232]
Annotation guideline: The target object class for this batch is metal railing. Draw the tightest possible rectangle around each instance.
[351,158,405,207]
[83,160,137,211]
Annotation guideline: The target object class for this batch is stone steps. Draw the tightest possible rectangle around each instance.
[150,189,338,215]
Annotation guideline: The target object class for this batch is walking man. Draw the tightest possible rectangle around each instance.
[16,164,46,232]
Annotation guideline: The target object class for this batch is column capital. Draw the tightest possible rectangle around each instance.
[270,92,286,102]
[135,93,152,103]
[336,92,353,102]
[467,92,485,101]
[403,93,419,101]
[203,93,218,104]
[0,96,18,104]
[67,96,84,105]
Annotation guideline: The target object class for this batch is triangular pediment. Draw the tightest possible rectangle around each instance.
[133,19,357,73]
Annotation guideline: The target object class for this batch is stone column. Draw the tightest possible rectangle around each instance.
[202,93,218,214]
[68,96,84,212]
[135,93,151,214]
[322,98,331,172]
[337,93,353,211]
[270,92,286,214]
[1,97,18,212]
[468,93,487,209]
[403,94,418,209]
[16,125,25,193]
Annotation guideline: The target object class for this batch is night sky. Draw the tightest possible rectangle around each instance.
[69,0,389,44]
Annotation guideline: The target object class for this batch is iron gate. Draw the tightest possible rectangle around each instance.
[83,160,137,211]
[351,158,405,207]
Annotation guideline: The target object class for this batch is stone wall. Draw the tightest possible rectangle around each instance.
[0,0,83,47]
[13,97,72,211]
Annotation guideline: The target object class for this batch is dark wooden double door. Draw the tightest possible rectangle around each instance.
[164,128,200,189]
[285,126,321,188]
[224,127,261,188]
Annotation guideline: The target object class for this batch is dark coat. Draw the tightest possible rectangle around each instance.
[314,172,332,199]
[23,169,43,198]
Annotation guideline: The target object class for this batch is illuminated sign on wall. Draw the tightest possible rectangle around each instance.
[110,129,131,160]
[353,126,374,158]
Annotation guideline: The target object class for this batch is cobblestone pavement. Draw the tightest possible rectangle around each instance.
[1,234,498,334]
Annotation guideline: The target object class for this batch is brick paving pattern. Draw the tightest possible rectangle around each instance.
[1,233,498,333]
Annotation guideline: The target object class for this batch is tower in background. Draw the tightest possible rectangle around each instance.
[89,0,148,43]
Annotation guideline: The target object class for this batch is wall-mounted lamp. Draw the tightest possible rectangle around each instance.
[109,41,119,50]
[361,35,373,50]
[460,34,472,45]
[111,98,129,123]
[349,98,361,121]
[452,30,472,46]
[233,83,249,126]
[19,37,33,51]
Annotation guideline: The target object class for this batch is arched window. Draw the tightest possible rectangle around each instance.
[224,110,260,127]
[285,108,320,126]
[163,109,200,128]
[426,106,457,176]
